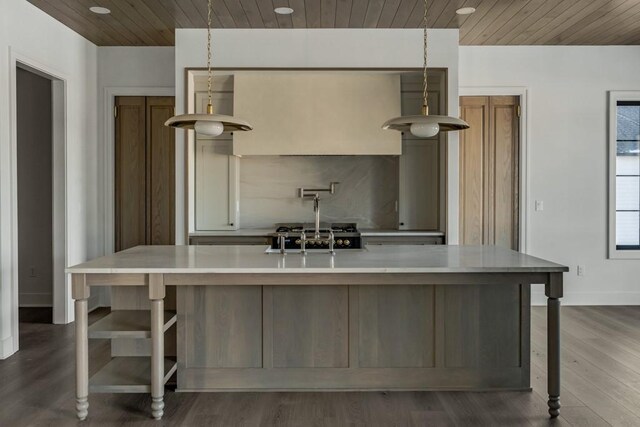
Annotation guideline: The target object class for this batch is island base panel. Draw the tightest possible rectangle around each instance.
[177,284,530,391]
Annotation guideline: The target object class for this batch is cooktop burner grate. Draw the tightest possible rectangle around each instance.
[271,223,362,250]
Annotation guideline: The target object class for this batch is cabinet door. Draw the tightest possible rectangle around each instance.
[115,96,146,251]
[398,72,445,231]
[195,139,239,230]
[115,96,175,250]
[460,96,520,249]
[399,140,440,230]
[147,96,175,245]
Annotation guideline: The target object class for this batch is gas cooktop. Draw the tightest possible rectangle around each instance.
[271,222,362,250]
[275,222,358,234]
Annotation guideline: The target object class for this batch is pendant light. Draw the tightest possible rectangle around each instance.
[382,0,469,138]
[164,0,252,135]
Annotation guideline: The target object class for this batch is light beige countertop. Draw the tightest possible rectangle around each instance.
[188,229,445,237]
[67,245,568,274]
[360,229,445,237]
[189,229,273,237]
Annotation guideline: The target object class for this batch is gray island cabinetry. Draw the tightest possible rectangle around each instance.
[67,245,567,421]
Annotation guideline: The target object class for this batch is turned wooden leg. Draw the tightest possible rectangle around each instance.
[546,273,563,418]
[73,275,90,421]
[151,299,164,420]
[149,274,165,420]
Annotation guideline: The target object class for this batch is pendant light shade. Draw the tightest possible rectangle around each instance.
[165,113,252,133]
[382,114,470,134]
[164,0,252,135]
[382,0,469,137]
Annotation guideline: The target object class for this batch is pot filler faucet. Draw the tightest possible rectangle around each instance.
[299,182,339,240]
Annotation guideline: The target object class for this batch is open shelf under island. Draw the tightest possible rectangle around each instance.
[67,245,568,421]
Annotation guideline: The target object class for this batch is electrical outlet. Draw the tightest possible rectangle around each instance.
[577,265,585,276]
[535,200,544,211]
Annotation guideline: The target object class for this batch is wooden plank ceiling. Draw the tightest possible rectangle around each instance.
[26,0,640,46]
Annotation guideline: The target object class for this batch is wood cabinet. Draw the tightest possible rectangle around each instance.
[115,96,175,251]
[459,96,520,249]
[190,70,446,234]
[193,75,239,231]
[177,283,529,391]
[398,71,447,231]
[195,140,239,230]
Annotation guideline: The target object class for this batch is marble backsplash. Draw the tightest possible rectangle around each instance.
[239,156,399,229]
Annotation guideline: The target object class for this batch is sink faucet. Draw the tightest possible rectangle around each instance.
[299,182,339,240]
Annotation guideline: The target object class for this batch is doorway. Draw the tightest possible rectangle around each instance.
[3,55,68,358]
[16,67,53,323]
[459,95,521,250]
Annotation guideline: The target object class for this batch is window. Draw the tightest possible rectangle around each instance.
[609,92,640,258]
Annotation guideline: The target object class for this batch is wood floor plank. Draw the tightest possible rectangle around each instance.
[586,306,640,338]
[559,406,613,427]
[436,391,501,425]
[530,363,586,408]
[531,327,640,418]
[532,308,640,373]
[530,312,640,426]
[535,312,640,392]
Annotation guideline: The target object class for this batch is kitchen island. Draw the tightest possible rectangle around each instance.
[67,245,568,420]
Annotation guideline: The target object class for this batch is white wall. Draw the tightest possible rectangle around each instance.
[175,29,461,244]
[0,0,99,358]
[98,47,175,89]
[460,46,640,305]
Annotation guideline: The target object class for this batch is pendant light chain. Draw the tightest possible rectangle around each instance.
[206,0,214,114]
[381,0,469,134]
[422,0,429,116]
[164,0,253,132]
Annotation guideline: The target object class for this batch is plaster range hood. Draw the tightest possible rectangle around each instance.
[231,72,402,156]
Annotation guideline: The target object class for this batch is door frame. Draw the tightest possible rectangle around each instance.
[459,87,529,253]
[103,87,174,256]
[3,48,68,357]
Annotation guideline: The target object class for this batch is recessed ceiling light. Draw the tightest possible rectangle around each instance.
[274,7,294,15]
[89,6,111,14]
[456,7,476,15]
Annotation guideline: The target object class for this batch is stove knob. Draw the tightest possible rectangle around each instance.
[295,239,301,245]
[308,240,316,246]
[323,240,329,246]
[336,239,343,246]
[344,239,351,246]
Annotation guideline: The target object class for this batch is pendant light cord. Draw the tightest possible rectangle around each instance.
[206,0,214,114]
[422,0,429,116]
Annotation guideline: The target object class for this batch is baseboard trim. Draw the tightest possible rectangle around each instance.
[19,292,53,307]
[532,291,640,306]
[19,304,53,308]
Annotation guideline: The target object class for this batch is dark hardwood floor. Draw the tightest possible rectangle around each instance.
[1,306,639,426]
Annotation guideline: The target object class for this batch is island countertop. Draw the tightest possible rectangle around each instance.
[69,244,568,420]
[66,244,568,274]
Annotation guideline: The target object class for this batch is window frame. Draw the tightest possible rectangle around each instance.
[608,91,640,259]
